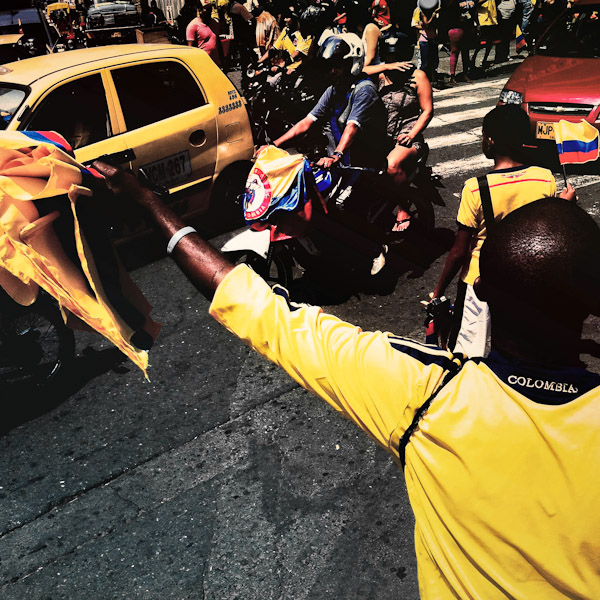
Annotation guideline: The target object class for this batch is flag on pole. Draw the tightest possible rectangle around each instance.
[554,120,600,165]
[515,25,527,52]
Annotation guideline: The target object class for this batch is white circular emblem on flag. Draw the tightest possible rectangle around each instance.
[244,167,273,220]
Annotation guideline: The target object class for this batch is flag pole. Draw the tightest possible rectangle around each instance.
[561,162,568,188]
[555,128,568,188]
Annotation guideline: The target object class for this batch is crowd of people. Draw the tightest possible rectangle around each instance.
[178,0,582,342]
[178,0,564,83]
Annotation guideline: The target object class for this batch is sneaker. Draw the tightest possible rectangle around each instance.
[371,245,388,276]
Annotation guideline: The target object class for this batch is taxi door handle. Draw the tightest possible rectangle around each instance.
[92,148,137,166]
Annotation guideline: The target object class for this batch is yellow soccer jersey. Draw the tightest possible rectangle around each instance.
[476,0,498,26]
[210,265,600,600]
[273,27,312,70]
[457,165,556,285]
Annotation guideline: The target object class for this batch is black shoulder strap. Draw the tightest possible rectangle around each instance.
[398,359,465,467]
[477,174,495,231]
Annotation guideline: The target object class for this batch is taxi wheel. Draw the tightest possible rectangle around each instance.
[0,295,75,389]
[210,160,254,229]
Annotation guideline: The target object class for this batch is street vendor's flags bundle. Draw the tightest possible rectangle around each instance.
[554,120,600,165]
[0,130,160,375]
[515,25,527,52]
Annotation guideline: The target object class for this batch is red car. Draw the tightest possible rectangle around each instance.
[499,0,600,166]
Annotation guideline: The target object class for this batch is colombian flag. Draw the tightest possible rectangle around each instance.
[515,25,527,52]
[243,146,325,241]
[554,120,600,165]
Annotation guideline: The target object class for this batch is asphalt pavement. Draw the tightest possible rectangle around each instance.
[2,46,600,600]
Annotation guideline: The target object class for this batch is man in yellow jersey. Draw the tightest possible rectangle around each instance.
[94,158,600,599]
[257,12,313,72]
[432,104,575,357]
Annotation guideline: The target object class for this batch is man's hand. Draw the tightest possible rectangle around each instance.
[396,133,414,147]
[254,145,270,158]
[559,182,577,202]
[315,155,341,169]
[92,161,155,208]
[386,61,413,73]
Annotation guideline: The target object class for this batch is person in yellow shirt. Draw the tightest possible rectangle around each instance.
[431,105,575,357]
[473,0,499,68]
[93,158,600,599]
[258,12,313,72]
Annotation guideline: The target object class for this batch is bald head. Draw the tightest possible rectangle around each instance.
[479,198,600,321]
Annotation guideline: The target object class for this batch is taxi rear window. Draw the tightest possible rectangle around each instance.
[111,61,207,131]
[0,86,26,129]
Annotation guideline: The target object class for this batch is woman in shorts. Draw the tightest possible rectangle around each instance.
[379,33,433,231]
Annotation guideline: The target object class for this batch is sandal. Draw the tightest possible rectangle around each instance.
[392,218,411,232]
[392,208,411,233]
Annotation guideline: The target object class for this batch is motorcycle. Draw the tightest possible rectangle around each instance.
[0,288,75,389]
[221,147,438,291]
[244,62,328,157]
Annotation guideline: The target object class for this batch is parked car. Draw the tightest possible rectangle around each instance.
[0,44,254,239]
[498,0,600,166]
[85,0,141,46]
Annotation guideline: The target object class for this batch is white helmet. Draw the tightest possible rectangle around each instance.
[318,33,364,77]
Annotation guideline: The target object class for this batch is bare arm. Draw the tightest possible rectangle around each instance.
[362,23,380,68]
[273,115,314,148]
[92,162,233,299]
[315,122,359,168]
[432,226,474,298]
[396,70,434,146]
[230,1,253,21]
[363,61,413,76]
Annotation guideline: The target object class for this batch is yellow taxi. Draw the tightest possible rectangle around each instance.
[0,44,254,237]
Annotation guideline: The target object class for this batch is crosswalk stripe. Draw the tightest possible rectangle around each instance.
[427,127,482,150]
[435,96,495,110]
[428,106,493,129]
[431,154,494,178]
[433,77,508,98]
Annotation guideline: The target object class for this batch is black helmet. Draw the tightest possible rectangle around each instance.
[380,32,415,63]
[299,4,324,35]
[318,34,364,76]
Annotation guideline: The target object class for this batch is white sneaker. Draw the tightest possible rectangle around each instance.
[370,245,388,276]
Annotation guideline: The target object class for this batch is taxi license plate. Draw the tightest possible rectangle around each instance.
[536,121,555,140]
[141,151,191,188]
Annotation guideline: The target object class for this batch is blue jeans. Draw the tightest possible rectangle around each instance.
[517,0,534,32]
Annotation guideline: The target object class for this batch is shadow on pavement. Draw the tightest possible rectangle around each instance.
[288,224,456,307]
[1,346,128,435]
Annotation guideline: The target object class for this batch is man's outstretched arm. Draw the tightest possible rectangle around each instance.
[92,161,233,299]
[93,162,448,455]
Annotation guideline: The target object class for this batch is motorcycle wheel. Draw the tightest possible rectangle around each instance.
[231,248,294,290]
[0,297,75,388]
